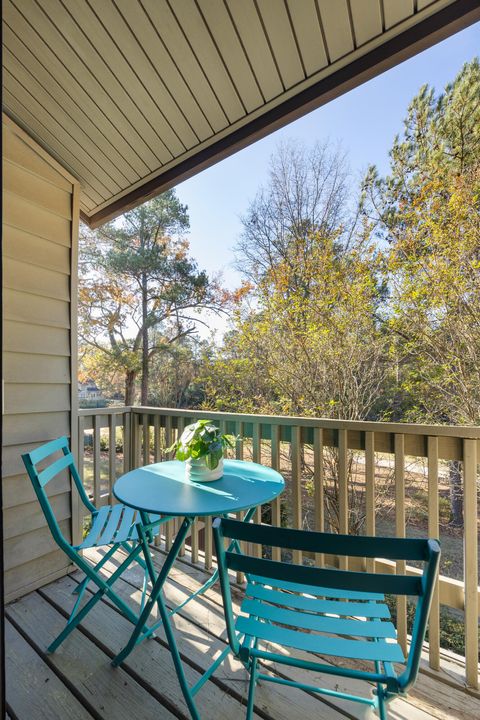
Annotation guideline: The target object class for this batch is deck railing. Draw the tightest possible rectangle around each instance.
[78,406,479,691]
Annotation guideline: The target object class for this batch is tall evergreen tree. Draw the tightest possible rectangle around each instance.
[80,192,224,404]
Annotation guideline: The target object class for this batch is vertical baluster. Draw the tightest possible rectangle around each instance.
[93,414,101,507]
[77,415,85,535]
[152,414,162,546]
[252,423,262,558]
[177,417,186,557]
[236,421,244,461]
[291,425,302,565]
[163,415,174,550]
[108,413,116,504]
[189,413,200,565]
[313,427,324,567]
[204,516,213,571]
[78,415,85,484]
[427,436,440,671]
[235,421,245,580]
[463,438,479,689]
[365,431,375,573]
[142,413,149,466]
[395,433,407,655]
[338,428,348,570]
[153,414,161,462]
[132,412,141,469]
[271,425,281,563]
[123,411,131,472]
[165,415,172,453]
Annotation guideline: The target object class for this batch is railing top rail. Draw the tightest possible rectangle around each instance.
[129,406,480,440]
[78,406,132,417]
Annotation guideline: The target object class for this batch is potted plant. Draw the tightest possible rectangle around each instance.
[166,419,237,482]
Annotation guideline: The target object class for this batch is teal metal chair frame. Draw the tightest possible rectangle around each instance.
[22,436,171,653]
[213,518,440,720]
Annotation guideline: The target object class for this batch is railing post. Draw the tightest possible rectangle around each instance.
[291,425,302,565]
[427,436,440,671]
[463,438,479,689]
[338,428,348,570]
[313,427,324,567]
[365,431,375,573]
[395,433,407,655]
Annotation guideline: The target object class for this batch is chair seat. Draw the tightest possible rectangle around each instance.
[237,577,405,664]
[76,504,161,550]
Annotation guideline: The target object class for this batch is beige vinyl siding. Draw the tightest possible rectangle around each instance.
[2,115,79,602]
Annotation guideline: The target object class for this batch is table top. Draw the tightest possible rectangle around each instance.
[113,459,284,517]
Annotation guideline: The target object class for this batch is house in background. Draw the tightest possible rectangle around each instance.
[2,0,479,708]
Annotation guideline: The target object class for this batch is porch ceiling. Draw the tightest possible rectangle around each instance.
[3,0,479,228]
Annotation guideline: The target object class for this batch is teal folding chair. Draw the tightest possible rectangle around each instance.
[22,436,169,653]
[213,519,440,720]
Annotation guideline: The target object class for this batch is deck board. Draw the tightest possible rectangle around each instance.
[6,545,480,720]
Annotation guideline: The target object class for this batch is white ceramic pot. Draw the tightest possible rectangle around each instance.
[185,456,224,482]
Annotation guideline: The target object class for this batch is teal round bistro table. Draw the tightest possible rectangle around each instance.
[112,459,285,720]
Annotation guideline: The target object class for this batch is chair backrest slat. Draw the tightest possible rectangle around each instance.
[225,552,423,596]
[28,436,69,466]
[37,453,73,487]
[220,517,431,561]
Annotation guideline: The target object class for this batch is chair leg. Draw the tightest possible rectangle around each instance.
[246,656,258,720]
[48,544,145,653]
[376,686,388,720]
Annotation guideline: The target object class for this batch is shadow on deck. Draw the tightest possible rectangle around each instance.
[6,545,479,720]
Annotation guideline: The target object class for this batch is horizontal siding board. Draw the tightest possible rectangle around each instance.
[4,548,71,602]
[3,256,70,301]
[4,383,70,415]
[3,471,70,509]
[3,492,71,540]
[3,289,70,329]
[2,115,75,602]
[4,518,71,572]
[2,120,72,190]
[3,191,71,247]
[3,225,70,273]
[3,159,72,219]
[2,410,70,447]
[3,353,70,385]
[3,320,70,356]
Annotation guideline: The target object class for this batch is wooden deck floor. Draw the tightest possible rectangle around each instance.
[6,545,480,720]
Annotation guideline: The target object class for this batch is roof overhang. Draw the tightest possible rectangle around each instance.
[3,0,479,229]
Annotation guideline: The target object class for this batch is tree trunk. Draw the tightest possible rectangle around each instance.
[125,370,137,406]
[448,459,463,528]
[141,272,149,405]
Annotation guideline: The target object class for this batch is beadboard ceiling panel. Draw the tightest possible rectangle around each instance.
[3,0,478,227]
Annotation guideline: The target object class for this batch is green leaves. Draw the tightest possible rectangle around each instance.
[166,419,238,470]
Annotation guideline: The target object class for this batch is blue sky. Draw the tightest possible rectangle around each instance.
[176,22,479,316]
